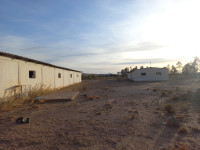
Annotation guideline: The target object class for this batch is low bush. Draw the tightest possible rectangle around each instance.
[164,104,175,114]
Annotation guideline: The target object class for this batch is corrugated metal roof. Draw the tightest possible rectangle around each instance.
[0,51,82,73]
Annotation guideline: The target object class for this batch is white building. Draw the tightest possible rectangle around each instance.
[127,67,168,81]
[0,52,82,98]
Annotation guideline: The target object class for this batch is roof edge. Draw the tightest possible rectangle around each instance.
[0,51,82,73]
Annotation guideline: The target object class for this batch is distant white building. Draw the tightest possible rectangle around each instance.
[127,67,168,81]
[0,52,82,98]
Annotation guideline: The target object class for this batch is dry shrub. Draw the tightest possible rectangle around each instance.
[0,84,55,111]
[178,127,187,133]
[95,111,102,115]
[82,86,87,91]
[131,114,136,120]
[104,102,113,109]
[86,95,95,100]
[153,89,158,92]
[172,143,189,150]
[31,104,40,109]
[28,84,53,99]
[192,126,200,132]
[0,96,29,111]
[103,87,110,90]
[175,115,185,120]
[161,89,173,97]
[164,104,175,114]
[166,117,180,127]
[72,136,91,147]
[169,95,181,101]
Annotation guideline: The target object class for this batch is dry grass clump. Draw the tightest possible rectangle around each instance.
[153,89,158,92]
[95,111,102,115]
[164,104,175,114]
[166,117,180,127]
[191,126,200,132]
[86,95,95,100]
[83,94,100,100]
[81,86,88,92]
[28,85,53,99]
[169,95,182,101]
[131,114,136,120]
[0,85,54,111]
[172,143,189,150]
[0,96,30,111]
[178,127,188,134]
[104,102,113,109]
[160,89,173,97]
[103,87,110,90]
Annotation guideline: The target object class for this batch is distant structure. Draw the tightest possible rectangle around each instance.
[0,52,82,98]
[127,67,168,81]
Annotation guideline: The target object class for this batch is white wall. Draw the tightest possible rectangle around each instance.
[63,70,70,87]
[0,55,82,98]
[128,68,168,81]
[0,56,18,97]
[69,71,74,85]
[19,61,42,88]
[42,66,55,88]
[54,68,64,88]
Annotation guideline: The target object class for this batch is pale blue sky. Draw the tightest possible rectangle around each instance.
[0,0,200,73]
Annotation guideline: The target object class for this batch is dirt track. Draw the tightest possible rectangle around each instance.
[0,78,200,150]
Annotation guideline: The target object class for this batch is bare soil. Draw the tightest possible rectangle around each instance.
[0,78,200,150]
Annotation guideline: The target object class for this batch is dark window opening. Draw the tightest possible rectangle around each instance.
[77,74,79,77]
[58,73,61,78]
[70,74,72,78]
[29,71,36,78]
[156,72,162,75]
[141,72,146,76]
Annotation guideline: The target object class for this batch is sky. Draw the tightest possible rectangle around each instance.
[0,0,200,73]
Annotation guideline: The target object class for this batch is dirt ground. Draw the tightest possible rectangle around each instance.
[0,78,200,150]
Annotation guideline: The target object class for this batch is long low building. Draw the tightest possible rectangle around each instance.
[127,67,168,81]
[0,52,82,98]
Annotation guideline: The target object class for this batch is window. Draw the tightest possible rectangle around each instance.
[70,74,72,78]
[141,72,146,76]
[29,70,36,78]
[77,74,79,77]
[156,72,161,75]
[58,73,61,78]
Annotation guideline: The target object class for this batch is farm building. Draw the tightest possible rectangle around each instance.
[0,52,82,98]
[127,67,168,81]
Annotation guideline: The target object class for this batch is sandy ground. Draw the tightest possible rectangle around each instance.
[0,78,200,150]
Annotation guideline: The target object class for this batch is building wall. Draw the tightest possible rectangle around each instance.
[0,56,81,98]
[69,71,74,85]
[42,66,55,88]
[0,56,18,97]
[54,68,64,88]
[19,61,42,88]
[128,68,168,81]
[63,70,70,87]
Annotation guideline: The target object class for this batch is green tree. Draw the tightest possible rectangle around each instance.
[170,65,178,75]
[166,64,171,73]
[182,57,200,75]
[140,66,144,69]
[192,56,200,73]
[176,61,182,73]
[182,63,193,75]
